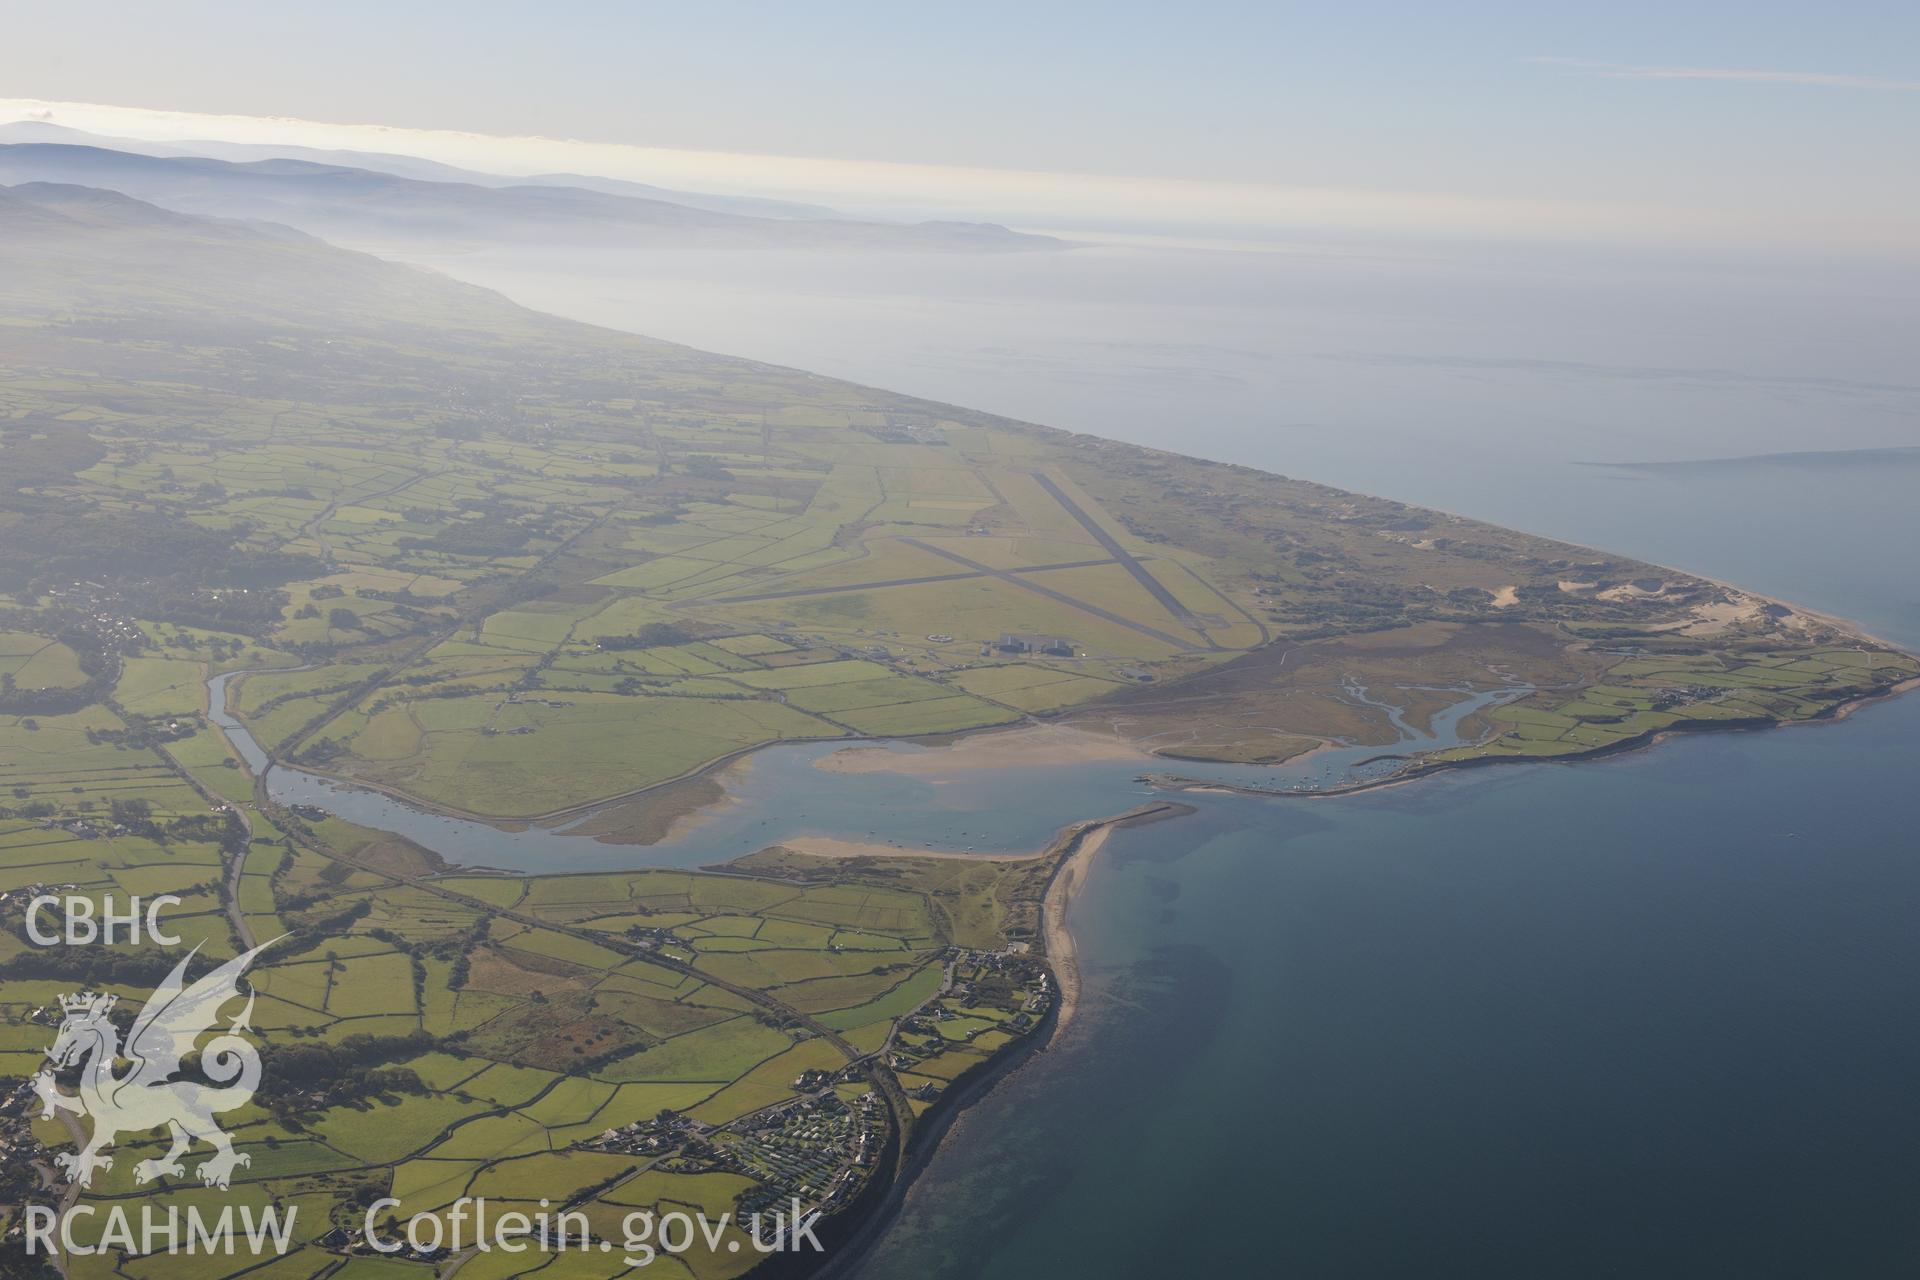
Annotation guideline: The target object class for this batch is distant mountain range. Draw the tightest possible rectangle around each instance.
[0,179,546,325]
[0,131,1063,254]
[0,120,844,221]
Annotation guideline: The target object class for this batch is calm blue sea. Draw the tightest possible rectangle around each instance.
[852,456,1920,1278]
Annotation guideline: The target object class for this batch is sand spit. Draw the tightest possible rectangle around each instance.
[1040,825,1108,1037]
[1036,802,1194,1038]
[775,834,1048,861]
[813,723,1153,778]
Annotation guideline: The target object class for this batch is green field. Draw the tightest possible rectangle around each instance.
[1433,644,1920,764]
[0,783,1061,1280]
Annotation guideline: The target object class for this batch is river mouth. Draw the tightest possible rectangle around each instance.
[204,669,1516,873]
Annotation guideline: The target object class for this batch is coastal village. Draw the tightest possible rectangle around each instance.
[594,944,1054,1213]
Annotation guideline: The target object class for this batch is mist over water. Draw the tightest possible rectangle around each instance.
[408,236,1920,511]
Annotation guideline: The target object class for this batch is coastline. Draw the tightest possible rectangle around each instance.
[1032,801,1194,1036]
[1147,674,1920,803]
[761,800,1194,1035]
[1040,825,1106,1037]
[806,984,1061,1280]
[803,799,1194,1280]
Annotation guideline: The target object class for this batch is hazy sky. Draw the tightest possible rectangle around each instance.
[5,1,1919,252]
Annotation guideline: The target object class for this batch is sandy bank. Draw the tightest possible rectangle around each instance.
[773,834,1046,861]
[813,723,1153,778]
[1034,802,1193,1038]
[1040,824,1110,1038]
[560,770,737,846]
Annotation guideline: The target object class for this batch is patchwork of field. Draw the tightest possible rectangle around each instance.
[3,794,1059,1280]
[202,447,1274,817]
[6,188,1913,829]
[0,630,87,690]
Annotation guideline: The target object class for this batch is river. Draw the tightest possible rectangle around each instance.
[205,672,1520,874]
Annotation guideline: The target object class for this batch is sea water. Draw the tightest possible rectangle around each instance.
[853,456,1920,1278]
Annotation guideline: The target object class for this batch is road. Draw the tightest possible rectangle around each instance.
[299,469,424,564]
[276,510,613,764]
[47,1111,88,1279]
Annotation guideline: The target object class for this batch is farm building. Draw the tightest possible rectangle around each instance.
[995,632,1075,656]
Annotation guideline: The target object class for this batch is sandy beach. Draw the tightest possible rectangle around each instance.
[1040,824,1111,1038]
[1035,802,1194,1036]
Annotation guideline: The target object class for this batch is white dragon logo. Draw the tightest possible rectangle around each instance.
[32,940,276,1190]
